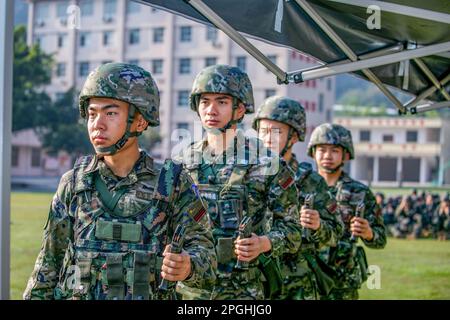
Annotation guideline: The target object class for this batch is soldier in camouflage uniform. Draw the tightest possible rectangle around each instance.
[175,65,302,300]
[307,123,386,300]
[252,96,343,300]
[23,63,216,300]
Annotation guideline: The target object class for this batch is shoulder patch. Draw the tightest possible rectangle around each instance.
[278,166,295,190]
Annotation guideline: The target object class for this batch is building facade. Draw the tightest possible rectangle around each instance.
[21,0,334,173]
[335,116,450,187]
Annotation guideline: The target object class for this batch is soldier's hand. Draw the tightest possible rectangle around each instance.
[234,234,271,262]
[350,217,373,241]
[300,208,321,231]
[161,245,192,281]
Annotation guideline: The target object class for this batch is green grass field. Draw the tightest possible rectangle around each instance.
[10,192,450,300]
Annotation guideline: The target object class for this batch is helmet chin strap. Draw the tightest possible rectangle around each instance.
[279,127,295,158]
[94,104,142,156]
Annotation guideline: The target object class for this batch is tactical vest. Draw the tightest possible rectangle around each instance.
[54,156,183,300]
[187,162,250,274]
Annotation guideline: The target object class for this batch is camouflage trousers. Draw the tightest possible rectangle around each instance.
[276,269,318,300]
[212,269,265,300]
[176,282,213,300]
[322,288,359,300]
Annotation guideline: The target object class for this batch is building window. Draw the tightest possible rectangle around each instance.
[266,55,277,72]
[153,27,164,43]
[11,146,19,167]
[102,60,113,65]
[31,148,41,168]
[129,29,140,45]
[127,0,141,14]
[318,93,324,113]
[79,62,90,77]
[179,58,191,74]
[206,26,218,41]
[406,130,418,143]
[326,109,332,122]
[265,89,276,98]
[177,91,189,107]
[80,0,94,16]
[103,31,113,46]
[177,123,189,130]
[152,59,163,74]
[236,56,246,71]
[36,3,50,20]
[56,63,66,77]
[378,158,397,182]
[56,1,69,19]
[205,57,217,67]
[127,59,139,66]
[104,0,117,17]
[383,134,394,142]
[327,78,332,91]
[180,26,192,42]
[79,32,90,47]
[57,34,66,48]
[402,158,421,182]
[360,130,371,142]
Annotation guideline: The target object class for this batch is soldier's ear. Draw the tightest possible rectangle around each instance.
[344,151,350,161]
[291,132,299,144]
[135,113,149,132]
[235,103,246,120]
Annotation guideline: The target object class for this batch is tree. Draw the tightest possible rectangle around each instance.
[36,88,93,157]
[13,25,53,132]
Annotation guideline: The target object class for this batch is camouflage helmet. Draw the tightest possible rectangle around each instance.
[79,63,160,126]
[307,123,355,159]
[252,95,306,141]
[189,64,254,113]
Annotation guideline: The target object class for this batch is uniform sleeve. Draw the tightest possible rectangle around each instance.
[171,171,217,290]
[265,162,302,257]
[23,172,74,300]
[301,172,344,248]
[361,189,387,249]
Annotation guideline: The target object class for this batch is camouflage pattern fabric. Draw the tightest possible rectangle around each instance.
[307,123,355,159]
[23,152,216,300]
[79,63,160,127]
[320,171,387,300]
[252,95,306,141]
[189,64,254,113]
[174,129,301,300]
[276,155,343,300]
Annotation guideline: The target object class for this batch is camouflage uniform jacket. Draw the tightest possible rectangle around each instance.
[175,130,301,282]
[23,151,216,300]
[275,156,343,300]
[322,171,386,289]
[289,155,343,248]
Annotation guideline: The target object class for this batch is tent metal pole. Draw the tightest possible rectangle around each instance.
[328,0,450,25]
[405,73,450,109]
[410,101,450,114]
[288,42,450,83]
[0,0,13,300]
[413,58,450,101]
[293,0,405,112]
[185,0,289,83]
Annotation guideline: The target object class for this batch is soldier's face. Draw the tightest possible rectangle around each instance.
[87,97,131,149]
[314,144,345,170]
[257,119,293,154]
[198,93,245,129]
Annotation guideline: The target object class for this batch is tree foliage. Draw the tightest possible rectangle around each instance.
[13,25,53,131]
